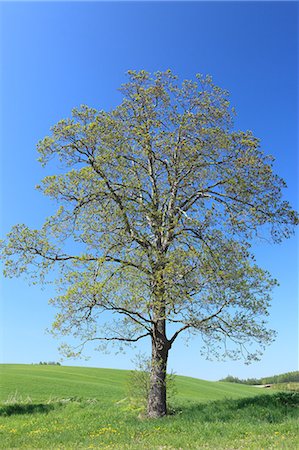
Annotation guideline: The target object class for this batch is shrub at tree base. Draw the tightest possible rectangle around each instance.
[127,354,177,414]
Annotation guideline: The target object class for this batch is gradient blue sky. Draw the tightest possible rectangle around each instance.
[0,1,298,380]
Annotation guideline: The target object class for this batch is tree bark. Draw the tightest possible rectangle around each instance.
[147,325,169,418]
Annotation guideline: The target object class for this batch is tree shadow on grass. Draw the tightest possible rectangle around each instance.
[231,391,299,409]
[0,403,57,417]
[177,392,299,424]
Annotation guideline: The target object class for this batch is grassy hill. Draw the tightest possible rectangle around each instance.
[0,364,298,449]
[0,364,261,403]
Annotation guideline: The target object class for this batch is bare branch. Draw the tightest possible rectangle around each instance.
[83,332,151,343]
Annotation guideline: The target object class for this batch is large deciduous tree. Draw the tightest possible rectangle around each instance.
[1,71,297,417]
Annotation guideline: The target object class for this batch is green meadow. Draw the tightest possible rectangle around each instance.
[0,364,298,449]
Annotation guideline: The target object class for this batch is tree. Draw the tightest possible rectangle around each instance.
[1,70,297,418]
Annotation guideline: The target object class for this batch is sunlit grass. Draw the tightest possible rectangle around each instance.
[0,364,298,449]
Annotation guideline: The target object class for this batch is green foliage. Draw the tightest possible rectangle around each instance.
[38,361,61,366]
[220,375,261,385]
[0,365,298,449]
[220,371,299,385]
[1,70,298,367]
[262,371,299,385]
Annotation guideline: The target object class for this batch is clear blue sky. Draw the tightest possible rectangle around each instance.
[0,1,298,380]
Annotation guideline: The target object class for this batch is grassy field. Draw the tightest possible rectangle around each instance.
[270,382,299,392]
[0,364,298,449]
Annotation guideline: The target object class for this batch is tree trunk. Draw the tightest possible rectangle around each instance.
[148,255,169,418]
[147,332,169,418]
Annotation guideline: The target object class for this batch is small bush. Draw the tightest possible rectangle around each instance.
[38,361,61,365]
[127,354,177,413]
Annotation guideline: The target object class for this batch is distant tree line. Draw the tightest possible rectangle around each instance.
[38,361,61,366]
[220,371,299,385]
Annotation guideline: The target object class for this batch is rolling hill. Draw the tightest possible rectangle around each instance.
[0,364,261,404]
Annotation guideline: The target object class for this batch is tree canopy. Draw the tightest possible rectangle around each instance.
[1,70,297,417]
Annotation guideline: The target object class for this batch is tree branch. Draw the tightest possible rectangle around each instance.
[89,158,151,249]
[168,299,232,346]
[84,332,151,343]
